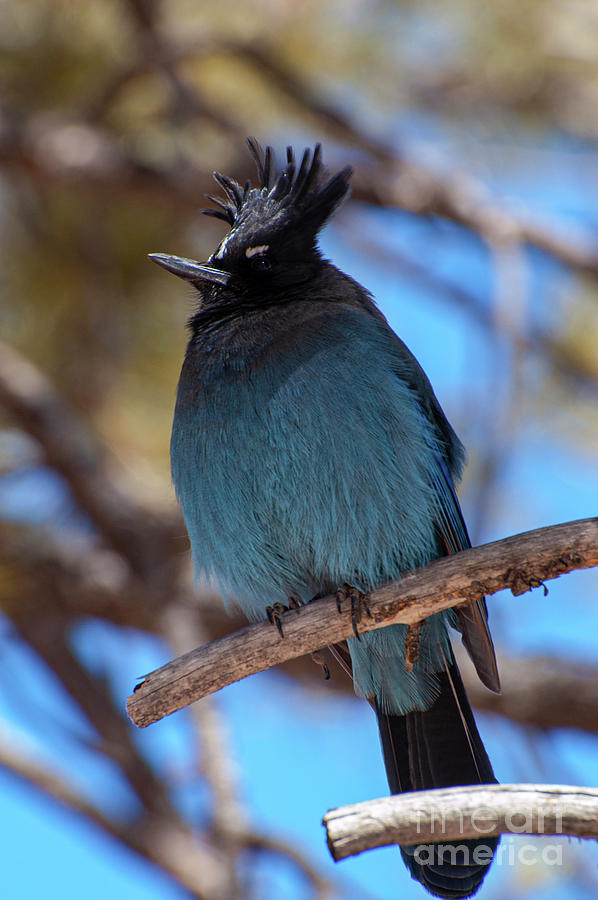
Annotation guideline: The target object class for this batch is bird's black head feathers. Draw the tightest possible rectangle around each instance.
[149,139,353,325]
[199,139,353,283]
[204,138,352,236]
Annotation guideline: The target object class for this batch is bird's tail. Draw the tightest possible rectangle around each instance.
[376,653,498,899]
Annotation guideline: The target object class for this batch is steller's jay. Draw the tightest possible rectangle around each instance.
[150,139,501,899]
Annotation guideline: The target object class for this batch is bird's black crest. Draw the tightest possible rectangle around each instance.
[201,138,353,236]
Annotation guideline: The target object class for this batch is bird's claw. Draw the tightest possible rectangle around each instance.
[266,594,304,637]
[266,602,287,637]
[287,592,304,612]
[335,582,371,640]
[311,650,330,680]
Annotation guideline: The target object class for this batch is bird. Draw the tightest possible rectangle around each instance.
[150,139,501,898]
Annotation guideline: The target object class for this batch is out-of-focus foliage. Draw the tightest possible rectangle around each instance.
[2,0,598,473]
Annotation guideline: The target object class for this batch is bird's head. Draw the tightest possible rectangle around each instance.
[149,139,353,315]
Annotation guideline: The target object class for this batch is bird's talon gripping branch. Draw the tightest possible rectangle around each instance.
[336,582,371,639]
[266,601,288,638]
[287,592,304,612]
[265,595,303,636]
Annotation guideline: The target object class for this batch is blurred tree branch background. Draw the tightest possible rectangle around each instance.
[1,1,598,898]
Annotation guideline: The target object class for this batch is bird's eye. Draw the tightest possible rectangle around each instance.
[250,255,271,273]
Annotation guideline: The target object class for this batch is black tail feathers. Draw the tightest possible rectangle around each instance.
[376,656,498,899]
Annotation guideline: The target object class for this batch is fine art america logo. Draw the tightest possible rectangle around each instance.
[412,804,564,867]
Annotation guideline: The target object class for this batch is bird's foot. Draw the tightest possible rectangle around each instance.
[266,602,287,637]
[335,582,371,640]
[266,593,303,637]
[310,649,330,680]
[287,592,304,612]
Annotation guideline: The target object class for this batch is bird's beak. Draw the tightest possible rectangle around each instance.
[148,253,230,285]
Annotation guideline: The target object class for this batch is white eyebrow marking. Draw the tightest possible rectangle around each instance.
[245,244,269,258]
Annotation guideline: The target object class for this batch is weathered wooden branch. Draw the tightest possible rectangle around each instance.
[323,783,598,860]
[127,517,598,727]
[5,518,598,734]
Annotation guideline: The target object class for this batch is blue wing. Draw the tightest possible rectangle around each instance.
[383,324,500,694]
[429,450,500,693]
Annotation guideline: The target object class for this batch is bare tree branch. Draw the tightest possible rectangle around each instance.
[3,83,598,280]
[459,653,598,734]
[244,832,336,900]
[0,341,179,576]
[5,519,598,736]
[161,601,245,899]
[0,724,335,900]
[76,34,598,283]
[337,217,598,394]
[323,783,598,860]
[0,729,233,899]
[127,518,598,727]
[15,616,174,816]
[0,521,156,629]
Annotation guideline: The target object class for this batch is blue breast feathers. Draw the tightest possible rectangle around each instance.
[171,305,455,713]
